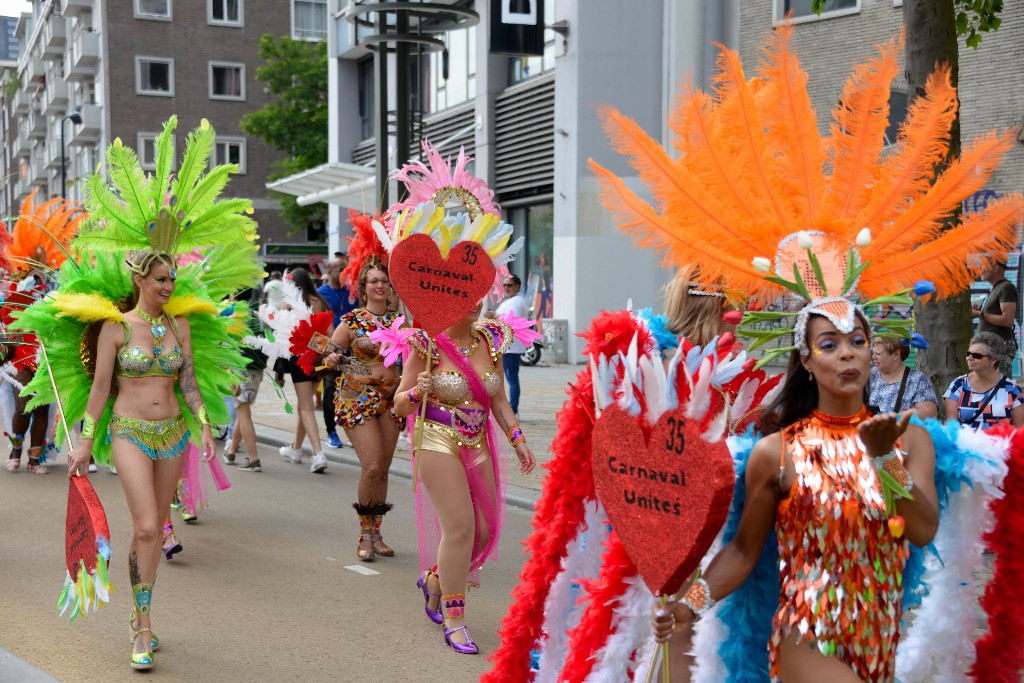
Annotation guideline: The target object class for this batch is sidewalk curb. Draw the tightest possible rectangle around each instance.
[0,647,59,683]
[251,424,540,512]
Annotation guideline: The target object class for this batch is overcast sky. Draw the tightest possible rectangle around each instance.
[0,0,30,18]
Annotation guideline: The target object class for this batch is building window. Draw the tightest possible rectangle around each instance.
[136,57,174,96]
[135,0,172,21]
[209,62,245,100]
[208,0,243,26]
[357,57,374,140]
[507,0,556,85]
[138,133,175,171]
[883,90,909,147]
[292,0,327,41]
[774,0,859,23]
[211,137,247,173]
[427,25,475,113]
[507,203,554,319]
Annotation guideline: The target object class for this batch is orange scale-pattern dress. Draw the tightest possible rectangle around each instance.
[768,408,909,682]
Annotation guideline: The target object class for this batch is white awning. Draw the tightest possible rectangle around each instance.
[266,161,376,209]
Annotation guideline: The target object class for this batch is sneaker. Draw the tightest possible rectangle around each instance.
[310,452,328,474]
[222,451,237,466]
[181,509,198,523]
[87,463,98,473]
[326,432,343,449]
[238,459,262,472]
[279,446,302,464]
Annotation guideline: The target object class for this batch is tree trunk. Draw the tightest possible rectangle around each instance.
[905,0,970,395]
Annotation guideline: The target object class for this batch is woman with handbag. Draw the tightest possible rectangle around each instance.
[868,338,938,417]
[943,331,1024,429]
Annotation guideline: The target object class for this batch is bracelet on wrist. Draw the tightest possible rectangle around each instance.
[80,413,98,441]
[407,386,423,406]
[506,423,525,447]
[679,577,715,618]
[197,405,211,427]
[872,449,913,490]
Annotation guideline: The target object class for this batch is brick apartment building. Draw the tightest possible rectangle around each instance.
[1,0,333,270]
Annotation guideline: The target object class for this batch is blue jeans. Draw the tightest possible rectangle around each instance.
[503,352,522,414]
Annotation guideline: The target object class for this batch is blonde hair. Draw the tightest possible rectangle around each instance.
[663,268,725,347]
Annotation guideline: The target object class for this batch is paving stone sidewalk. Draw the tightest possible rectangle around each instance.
[247,361,584,493]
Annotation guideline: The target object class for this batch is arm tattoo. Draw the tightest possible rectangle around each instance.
[179,356,204,416]
[129,550,141,585]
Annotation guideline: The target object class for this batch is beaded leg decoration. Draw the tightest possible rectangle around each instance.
[5,434,22,471]
[26,446,48,474]
[371,503,395,557]
[354,504,377,562]
[129,582,155,669]
[442,593,478,654]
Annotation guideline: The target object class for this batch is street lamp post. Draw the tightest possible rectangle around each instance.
[60,109,82,199]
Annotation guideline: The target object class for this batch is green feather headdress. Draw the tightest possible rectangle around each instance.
[74,116,258,257]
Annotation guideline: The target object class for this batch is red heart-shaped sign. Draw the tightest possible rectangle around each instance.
[389,234,496,336]
[592,405,734,596]
[66,475,111,575]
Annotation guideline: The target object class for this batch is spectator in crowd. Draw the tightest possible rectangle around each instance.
[868,337,938,418]
[973,259,1018,374]
[943,331,1024,429]
[317,254,357,448]
[493,275,530,415]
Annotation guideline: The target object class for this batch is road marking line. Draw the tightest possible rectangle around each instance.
[344,565,380,576]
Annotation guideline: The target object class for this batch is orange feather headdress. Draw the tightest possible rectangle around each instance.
[340,209,389,292]
[5,187,85,279]
[590,26,1023,364]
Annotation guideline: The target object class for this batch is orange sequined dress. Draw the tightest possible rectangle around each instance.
[768,408,909,681]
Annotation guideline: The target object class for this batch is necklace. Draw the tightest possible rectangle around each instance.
[136,307,167,355]
[452,334,480,357]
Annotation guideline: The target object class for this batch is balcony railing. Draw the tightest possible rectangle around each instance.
[13,88,30,114]
[68,103,102,145]
[60,0,93,17]
[26,106,47,139]
[66,31,99,81]
[43,80,69,114]
[43,16,67,56]
[24,58,45,83]
[15,127,32,157]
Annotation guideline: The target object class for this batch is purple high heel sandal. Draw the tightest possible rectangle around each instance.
[443,624,479,655]
[441,593,478,654]
[416,571,444,625]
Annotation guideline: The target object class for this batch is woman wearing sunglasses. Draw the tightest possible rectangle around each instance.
[943,331,1024,429]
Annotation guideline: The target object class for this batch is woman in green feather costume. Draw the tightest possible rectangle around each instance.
[13,116,260,671]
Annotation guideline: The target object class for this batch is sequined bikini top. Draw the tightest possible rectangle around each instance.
[408,320,514,407]
[116,318,184,379]
[343,309,401,363]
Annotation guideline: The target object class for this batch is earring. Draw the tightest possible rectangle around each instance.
[808,369,814,381]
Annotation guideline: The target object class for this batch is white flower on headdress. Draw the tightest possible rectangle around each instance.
[856,228,872,247]
[752,257,771,274]
[797,231,814,250]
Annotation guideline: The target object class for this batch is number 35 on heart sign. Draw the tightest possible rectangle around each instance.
[591,406,735,597]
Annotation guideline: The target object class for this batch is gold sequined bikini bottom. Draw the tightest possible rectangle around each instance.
[109,414,190,460]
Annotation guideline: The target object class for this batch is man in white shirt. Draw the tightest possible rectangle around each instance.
[262,271,285,309]
[494,275,530,415]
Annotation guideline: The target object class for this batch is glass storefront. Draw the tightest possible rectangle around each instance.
[507,203,554,320]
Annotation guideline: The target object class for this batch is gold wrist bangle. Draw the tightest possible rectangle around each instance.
[197,405,211,427]
[80,413,98,440]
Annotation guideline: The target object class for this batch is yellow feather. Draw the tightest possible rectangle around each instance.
[164,295,218,318]
[53,293,125,323]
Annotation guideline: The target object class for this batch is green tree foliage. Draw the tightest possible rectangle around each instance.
[240,35,329,236]
[811,0,1002,48]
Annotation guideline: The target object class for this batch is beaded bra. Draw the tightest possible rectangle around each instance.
[116,317,183,379]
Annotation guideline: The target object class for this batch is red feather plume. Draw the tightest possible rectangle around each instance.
[288,312,333,375]
[341,210,389,291]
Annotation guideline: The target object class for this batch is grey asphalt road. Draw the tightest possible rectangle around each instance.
[0,455,535,682]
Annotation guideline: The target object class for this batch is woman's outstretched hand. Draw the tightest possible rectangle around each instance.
[858,409,915,458]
